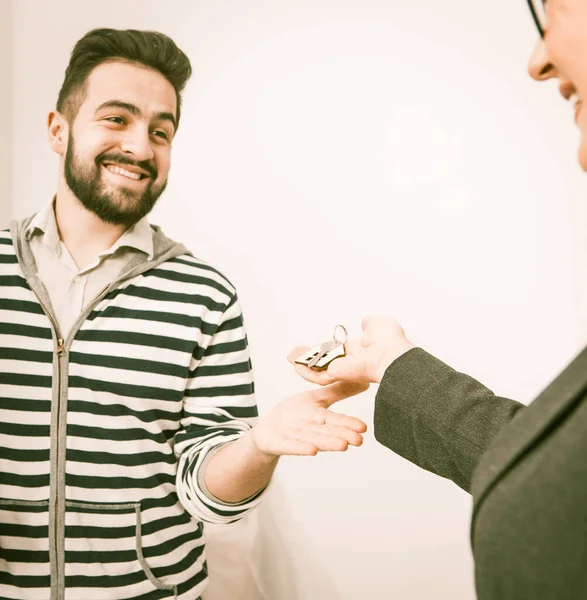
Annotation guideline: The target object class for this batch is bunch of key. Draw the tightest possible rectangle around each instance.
[294,325,348,370]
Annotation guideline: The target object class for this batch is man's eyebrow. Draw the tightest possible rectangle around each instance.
[95,100,177,131]
[153,111,177,132]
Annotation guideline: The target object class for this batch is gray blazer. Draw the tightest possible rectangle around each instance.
[374,347,587,600]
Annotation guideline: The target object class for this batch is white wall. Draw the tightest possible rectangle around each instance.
[11,1,587,599]
[0,0,12,227]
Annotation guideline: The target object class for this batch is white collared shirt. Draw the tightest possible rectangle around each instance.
[27,202,154,337]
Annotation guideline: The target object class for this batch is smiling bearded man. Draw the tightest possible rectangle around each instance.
[0,28,368,600]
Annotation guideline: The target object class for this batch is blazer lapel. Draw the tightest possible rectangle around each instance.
[471,345,587,518]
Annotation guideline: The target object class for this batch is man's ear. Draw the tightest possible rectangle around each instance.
[48,111,68,156]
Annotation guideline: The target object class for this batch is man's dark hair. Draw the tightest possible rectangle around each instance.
[56,28,192,129]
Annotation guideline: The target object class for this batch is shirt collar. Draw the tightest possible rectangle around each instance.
[106,216,154,260]
[26,200,154,260]
[26,200,60,250]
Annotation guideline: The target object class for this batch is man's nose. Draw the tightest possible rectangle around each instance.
[528,38,556,82]
[119,125,155,162]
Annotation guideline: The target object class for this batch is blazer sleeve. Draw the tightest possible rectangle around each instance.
[374,348,525,493]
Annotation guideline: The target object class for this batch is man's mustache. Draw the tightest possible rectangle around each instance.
[95,152,157,179]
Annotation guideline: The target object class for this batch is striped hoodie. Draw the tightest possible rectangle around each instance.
[0,217,265,600]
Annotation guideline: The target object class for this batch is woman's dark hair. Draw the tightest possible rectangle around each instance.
[56,28,192,129]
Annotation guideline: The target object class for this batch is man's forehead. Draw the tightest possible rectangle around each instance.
[83,61,177,119]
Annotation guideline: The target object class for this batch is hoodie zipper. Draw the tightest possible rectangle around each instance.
[30,283,109,595]
[30,289,64,589]
[54,337,65,586]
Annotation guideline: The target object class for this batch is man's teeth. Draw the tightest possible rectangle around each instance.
[105,165,142,180]
[570,92,582,107]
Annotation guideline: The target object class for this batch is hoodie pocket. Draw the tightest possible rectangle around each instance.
[0,499,51,598]
[64,501,177,600]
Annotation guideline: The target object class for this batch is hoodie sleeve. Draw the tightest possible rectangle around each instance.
[173,291,267,524]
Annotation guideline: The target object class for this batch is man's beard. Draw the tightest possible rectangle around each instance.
[64,134,167,228]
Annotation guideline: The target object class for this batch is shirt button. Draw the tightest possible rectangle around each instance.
[73,275,82,284]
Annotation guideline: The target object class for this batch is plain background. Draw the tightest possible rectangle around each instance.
[3,0,587,598]
[0,0,12,224]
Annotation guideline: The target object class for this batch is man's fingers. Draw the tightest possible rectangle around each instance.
[314,424,364,447]
[280,438,319,456]
[313,381,370,407]
[296,432,353,453]
[323,411,367,434]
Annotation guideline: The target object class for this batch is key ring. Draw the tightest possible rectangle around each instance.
[333,325,348,345]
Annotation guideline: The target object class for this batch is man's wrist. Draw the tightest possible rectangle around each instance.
[246,428,281,464]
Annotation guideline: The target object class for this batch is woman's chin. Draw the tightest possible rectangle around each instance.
[578,138,587,172]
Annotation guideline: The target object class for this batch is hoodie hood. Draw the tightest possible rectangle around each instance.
[11,215,191,284]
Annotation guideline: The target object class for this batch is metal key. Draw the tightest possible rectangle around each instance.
[294,325,348,370]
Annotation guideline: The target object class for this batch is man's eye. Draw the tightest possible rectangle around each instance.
[152,130,170,141]
[105,116,125,125]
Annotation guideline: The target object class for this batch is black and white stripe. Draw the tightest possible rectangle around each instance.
[0,228,264,600]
